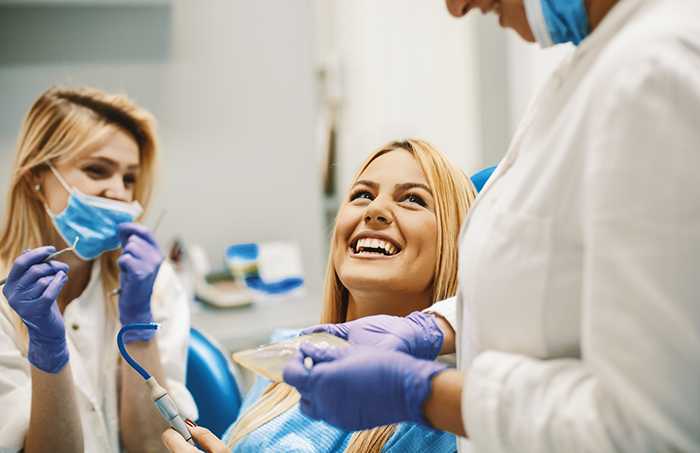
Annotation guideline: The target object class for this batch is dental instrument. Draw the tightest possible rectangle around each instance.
[117,323,195,445]
[0,237,79,286]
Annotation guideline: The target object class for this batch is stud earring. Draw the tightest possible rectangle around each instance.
[35,183,42,191]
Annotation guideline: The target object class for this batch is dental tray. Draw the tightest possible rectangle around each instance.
[231,332,352,382]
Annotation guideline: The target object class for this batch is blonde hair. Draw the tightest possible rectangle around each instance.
[227,139,476,452]
[0,85,160,351]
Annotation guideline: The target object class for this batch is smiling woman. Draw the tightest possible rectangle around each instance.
[162,139,476,453]
[334,149,439,321]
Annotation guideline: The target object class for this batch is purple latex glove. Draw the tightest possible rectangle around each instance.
[283,343,448,431]
[3,247,70,373]
[117,223,164,343]
[301,311,444,360]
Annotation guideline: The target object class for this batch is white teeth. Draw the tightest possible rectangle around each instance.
[353,238,398,255]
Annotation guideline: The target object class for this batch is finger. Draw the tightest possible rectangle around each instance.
[17,262,69,287]
[8,247,56,278]
[121,234,150,257]
[117,223,159,247]
[300,323,348,340]
[189,426,231,453]
[116,253,139,274]
[39,271,68,303]
[298,342,351,363]
[124,235,164,260]
[282,349,312,390]
[162,427,199,452]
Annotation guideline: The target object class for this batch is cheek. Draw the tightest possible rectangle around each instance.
[42,181,70,215]
[405,215,439,271]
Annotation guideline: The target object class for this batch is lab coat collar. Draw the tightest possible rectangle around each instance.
[565,0,650,71]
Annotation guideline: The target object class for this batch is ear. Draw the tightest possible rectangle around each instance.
[25,166,47,197]
[31,170,42,186]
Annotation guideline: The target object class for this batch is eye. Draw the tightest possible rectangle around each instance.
[83,165,107,178]
[399,193,427,208]
[349,189,374,202]
[123,173,137,186]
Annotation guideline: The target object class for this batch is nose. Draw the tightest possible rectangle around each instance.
[445,0,490,17]
[446,0,470,17]
[101,175,131,203]
[363,196,394,225]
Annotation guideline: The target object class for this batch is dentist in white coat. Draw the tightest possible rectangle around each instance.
[282,0,700,452]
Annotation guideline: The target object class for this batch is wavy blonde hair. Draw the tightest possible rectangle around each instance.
[227,139,476,452]
[0,85,160,350]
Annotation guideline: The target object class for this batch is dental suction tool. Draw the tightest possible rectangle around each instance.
[117,323,195,446]
[0,237,79,286]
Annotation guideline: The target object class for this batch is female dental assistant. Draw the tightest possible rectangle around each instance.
[283,0,700,452]
[0,86,195,453]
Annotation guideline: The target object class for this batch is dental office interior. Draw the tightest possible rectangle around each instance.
[0,0,569,433]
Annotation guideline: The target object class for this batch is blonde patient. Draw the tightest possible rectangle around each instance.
[163,139,476,453]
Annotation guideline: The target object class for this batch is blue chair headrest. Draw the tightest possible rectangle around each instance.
[470,165,497,193]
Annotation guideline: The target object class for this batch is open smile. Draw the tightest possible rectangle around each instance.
[349,234,402,258]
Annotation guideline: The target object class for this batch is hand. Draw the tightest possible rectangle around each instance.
[3,247,70,373]
[162,424,230,453]
[301,311,444,360]
[283,343,448,431]
[117,223,164,343]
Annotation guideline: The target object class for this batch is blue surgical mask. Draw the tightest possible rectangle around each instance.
[524,0,590,47]
[45,163,143,260]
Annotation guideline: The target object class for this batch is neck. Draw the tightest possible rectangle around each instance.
[345,288,433,321]
[584,0,621,31]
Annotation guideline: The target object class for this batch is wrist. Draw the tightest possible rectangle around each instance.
[404,357,449,428]
[421,368,467,437]
[27,335,70,374]
[119,301,155,344]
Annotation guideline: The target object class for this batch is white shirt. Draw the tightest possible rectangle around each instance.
[0,260,197,453]
[455,0,700,451]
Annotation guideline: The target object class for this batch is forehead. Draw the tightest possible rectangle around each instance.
[73,129,140,166]
[359,149,427,185]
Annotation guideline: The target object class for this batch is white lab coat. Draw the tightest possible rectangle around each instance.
[0,260,197,453]
[455,0,700,451]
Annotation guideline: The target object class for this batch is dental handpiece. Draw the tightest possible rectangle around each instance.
[145,377,195,445]
[117,323,195,446]
[0,238,79,286]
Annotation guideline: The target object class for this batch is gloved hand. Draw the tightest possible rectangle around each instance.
[283,343,448,431]
[117,223,164,343]
[3,247,70,373]
[301,311,444,360]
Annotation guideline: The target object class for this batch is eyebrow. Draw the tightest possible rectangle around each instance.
[395,182,433,195]
[83,156,140,171]
[353,180,433,195]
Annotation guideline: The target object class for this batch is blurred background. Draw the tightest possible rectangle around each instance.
[0,0,570,357]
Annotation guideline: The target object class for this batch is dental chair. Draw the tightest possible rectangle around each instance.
[470,165,497,193]
[186,327,245,438]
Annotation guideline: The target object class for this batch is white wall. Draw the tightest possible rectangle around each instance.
[0,0,327,294]
[312,0,482,200]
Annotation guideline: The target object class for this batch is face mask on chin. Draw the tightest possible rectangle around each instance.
[45,162,144,260]
[524,0,590,47]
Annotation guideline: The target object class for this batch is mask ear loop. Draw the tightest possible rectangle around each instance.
[46,161,74,195]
